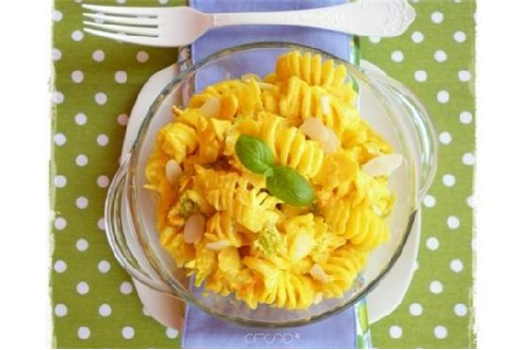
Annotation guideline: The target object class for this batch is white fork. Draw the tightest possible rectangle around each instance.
[82,0,416,47]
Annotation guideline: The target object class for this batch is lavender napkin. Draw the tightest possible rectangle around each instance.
[183,0,358,348]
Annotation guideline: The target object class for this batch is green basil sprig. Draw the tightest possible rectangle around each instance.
[235,134,315,207]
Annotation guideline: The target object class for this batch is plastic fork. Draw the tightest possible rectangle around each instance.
[82,0,416,47]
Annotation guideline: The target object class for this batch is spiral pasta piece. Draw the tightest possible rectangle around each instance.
[194,167,281,232]
[236,113,325,178]
[320,244,368,298]
[204,211,244,248]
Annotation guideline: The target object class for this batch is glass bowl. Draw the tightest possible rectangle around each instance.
[105,42,437,328]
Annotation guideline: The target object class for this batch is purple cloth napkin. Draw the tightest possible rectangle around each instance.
[183,0,357,348]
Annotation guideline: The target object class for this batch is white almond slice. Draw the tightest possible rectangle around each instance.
[319,127,340,154]
[184,214,205,244]
[198,97,220,118]
[313,292,323,305]
[299,118,340,154]
[205,240,231,251]
[321,95,331,115]
[165,160,183,185]
[362,153,404,177]
[256,82,275,91]
[309,263,330,284]
[241,73,261,82]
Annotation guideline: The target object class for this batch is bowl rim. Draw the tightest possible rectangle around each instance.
[124,41,419,328]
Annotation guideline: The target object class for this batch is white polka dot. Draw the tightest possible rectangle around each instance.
[122,326,135,339]
[115,71,128,83]
[76,238,89,251]
[166,327,179,339]
[389,325,403,339]
[52,10,63,22]
[117,114,129,126]
[75,113,87,125]
[71,30,84,42]
[71,70,84,83]
[426,237,439,251]
[77,327,90,340]
[423,194,436,208]
[76,196,89,209]
[443,174,456,187]
[55,304,68,317]
[414,70,427,82]
[54,217,67,230]
[434,50,448,62]
[98,218,106,231]
[99,304,112,317]
[54,175,67,188]
[76,154,88,167]
[159,0,169,4]
[439,132,452,144]
[447,216,460,230]
[458,70,471,82]
[116,0,127,3]
[52,48,62,61]
[97,134,109,146]
[413,260,419,272]
[409,303,423,316]
[52,91,65,104]
[437,90,450,103]
[137,51,149,63]
[429,281,443,294]
[463,152,476,166]
[467,195,475,208]
[450,259,464,273]
[411,31,424,43]
[368,36,381,44]
[120,281,133,294]
[92,49,105,62]
[454,31,467,43]
[97,175,110,188]
[454,303,468,317]
[98,260,111,273]
[77,282,90,295]
[434,325,448,339]
[431,11,444,24]
[95,92,108,105]
[54,260,67,273]
[391,50,404,63]
[54,134,66,147]
[460,111,473,124]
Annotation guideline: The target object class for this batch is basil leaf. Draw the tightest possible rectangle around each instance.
[266,166,316,207]
[235,134,275,175]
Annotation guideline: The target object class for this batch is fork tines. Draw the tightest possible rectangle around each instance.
[82,4,163,46]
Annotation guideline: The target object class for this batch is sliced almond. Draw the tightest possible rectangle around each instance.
[291,231,315,261]
[184,214,205,244]
[299,118,340,154]
[198,97,220,118]
[362,153,404,177]
[319,127,340,154]
[309,263,330,284]
[241,73,261,82]
[256,82,276,91]
[313,292,323,305]
[165,160,183,185]
[205,240,231,251]
[321,95,331,115]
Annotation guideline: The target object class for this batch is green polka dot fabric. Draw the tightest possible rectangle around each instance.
[50,0,476,348]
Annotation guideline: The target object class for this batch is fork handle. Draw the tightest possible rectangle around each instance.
[211,0,415,37]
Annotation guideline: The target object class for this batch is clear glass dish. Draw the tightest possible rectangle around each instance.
[105,42,438,328]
